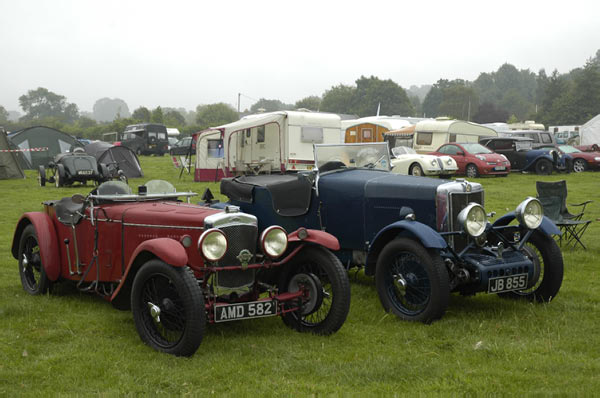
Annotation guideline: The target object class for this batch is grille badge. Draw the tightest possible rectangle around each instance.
[237,249,253,270]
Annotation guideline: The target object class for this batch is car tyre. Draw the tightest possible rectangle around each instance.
[278,247,350,335]
[38,166,46,186]
[498,230,563,302]
[18,224,50,295]
[375,238,449,323]
[98,163,110,182]
[572,158,587,173]
[534,158,552,175]
[131,260,205,356]
[409,163,423,176]
[55,164,65,187]
[465,164,479,178]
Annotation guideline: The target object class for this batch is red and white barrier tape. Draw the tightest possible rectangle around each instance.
[0,147,48,152]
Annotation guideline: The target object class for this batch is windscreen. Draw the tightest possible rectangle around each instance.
[314,143,390,172]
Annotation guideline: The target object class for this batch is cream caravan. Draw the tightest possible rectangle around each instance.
[194,111,341,182]
[412,119,497,153]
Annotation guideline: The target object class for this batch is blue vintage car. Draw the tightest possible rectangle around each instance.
[479,136,572,174]
[212,143,564,323]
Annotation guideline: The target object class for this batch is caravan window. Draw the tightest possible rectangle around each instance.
[301,127,324,143]
[207,139,224,158]
[449,134,457,142]
[416,132,432,145]
[257,126,265,143]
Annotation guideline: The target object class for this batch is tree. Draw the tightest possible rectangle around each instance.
[92,98,130,122]
[19,87,79,123]
[195,103,239,129]
[0,105,8,124]
[320,84,356,114]
[250,99,292,113]
[295,96,322,111]
[472,102,509,123]
[132,107,151,122]
[150,107,164,124]
[352,76,414,117]
[164,110,186,128]
[437,84,479,120]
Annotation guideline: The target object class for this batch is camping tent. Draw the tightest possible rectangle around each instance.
[84,141,143,178]
[0,129,25,179]
[8,126,83,169]
[580,114,600,145]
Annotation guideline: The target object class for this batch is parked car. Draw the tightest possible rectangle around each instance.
[117,123,169,156]
[215,143,564,323]
[389,146,458,177]
[479,136,568,175]
[503,130,557,149]
[431,143,510,177]
[38,149,112,187]
[167,137,178,150]
[170,136,196,156]
[12,180,350,356]
[539,144,600,172]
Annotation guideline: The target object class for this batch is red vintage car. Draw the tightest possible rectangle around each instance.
[431,143,511,177]
[12,180,350,356]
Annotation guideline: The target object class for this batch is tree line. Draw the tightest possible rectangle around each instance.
[1,49,599,139]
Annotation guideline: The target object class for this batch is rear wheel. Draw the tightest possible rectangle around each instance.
[535,158,552,175]
[409,163,423,176]
[573,158,587,173]
[18,225,50,295]
[278,247,350,335]
[131,260,205,356]
[38,166,46,186]
[465,164,479,178]
[375,238,449,323]
[98,163,110,182]
[55,164,65,187]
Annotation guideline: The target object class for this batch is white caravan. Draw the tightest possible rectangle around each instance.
[412,119,497,153]
[194,111,341,182]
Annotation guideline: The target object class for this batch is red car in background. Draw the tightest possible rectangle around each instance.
[540,144,600,172]
[432,143,511,177]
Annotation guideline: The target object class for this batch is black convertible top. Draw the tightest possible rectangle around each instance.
[220,174,313,216]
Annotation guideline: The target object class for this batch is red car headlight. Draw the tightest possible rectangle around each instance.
[261,226,288,258]
[198,228,227,261]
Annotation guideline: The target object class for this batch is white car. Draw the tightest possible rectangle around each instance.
[390,146,458,177]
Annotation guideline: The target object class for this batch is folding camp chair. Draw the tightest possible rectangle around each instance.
[536,181,592,250]
[536,180,592,221]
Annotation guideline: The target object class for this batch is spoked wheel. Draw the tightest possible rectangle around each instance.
[131,260,205,356]
[409,163,423,176]
[375,238,449,323]
[55,164,65,187]
[498,230,563,302]
[279,247,350,335]
[535,159,553,175]
[18,225,50,295]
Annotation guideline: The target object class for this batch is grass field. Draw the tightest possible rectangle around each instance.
[1,157,599,395]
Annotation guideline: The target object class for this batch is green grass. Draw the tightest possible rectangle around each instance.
[1,157,599,395]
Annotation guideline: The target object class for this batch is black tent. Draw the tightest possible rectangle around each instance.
[0,129,26,179]
[84,141,143,178]
[8,126,83,169]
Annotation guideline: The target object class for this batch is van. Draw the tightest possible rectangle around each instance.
[119,123,169,156]
[502,130,557,149]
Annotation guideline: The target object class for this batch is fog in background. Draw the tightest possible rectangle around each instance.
[1,0,599,113]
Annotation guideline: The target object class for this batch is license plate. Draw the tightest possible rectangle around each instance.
[78,170,93,175]
[214,300,277,323]
[494,166,506,171]
[488,273,528,293]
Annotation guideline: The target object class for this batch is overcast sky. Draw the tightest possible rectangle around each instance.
[1,0,599,114]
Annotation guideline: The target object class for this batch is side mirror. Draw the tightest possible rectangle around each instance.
[457,151,465,156]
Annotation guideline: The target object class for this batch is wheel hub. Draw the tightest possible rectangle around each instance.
[288,272,323,315]
[147,302,161,323]
[393,273,408,295]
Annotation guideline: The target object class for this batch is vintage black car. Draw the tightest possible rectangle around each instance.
[38,149,111,187]
[170,136,196,156]
[214,143,564,323]
[479,136,570,175]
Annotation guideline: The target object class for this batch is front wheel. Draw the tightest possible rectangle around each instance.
[375,238,449,323]
[18,224,50,295]
[131,260,206,356]
[409,163,423,176]
[573,158,587,173]
[465,164,479,178]
[278,247,350,335]
[499,230,563,302]
[38,166,46,186]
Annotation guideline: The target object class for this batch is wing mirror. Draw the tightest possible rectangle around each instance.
[457,151,465,156]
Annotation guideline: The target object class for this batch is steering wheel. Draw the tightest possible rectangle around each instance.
[319,161,346,173]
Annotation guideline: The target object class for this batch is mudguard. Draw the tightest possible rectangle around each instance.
[524,153,553,171]
[493,211,561,236]
[110,238,188,310]
[371,220,447,251]
[12,213,61,281]
[288,228,340,251]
